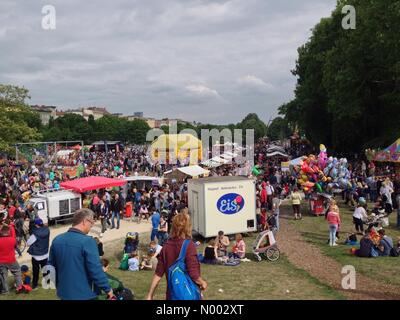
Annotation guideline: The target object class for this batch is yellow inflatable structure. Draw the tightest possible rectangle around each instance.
[150,134,202,165]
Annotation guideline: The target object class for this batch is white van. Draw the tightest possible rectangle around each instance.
[28,189,82,224]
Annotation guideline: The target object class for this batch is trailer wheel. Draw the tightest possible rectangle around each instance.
[265,247,280,261]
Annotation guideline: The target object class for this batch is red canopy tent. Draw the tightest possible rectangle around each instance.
[60,176,126,193]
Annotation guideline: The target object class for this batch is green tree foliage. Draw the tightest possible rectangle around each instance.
[42,113,89,142]
[267,117,291,141]
[236,113,267,141]
[42,114,150,145]
[0,85,42,153]
[279,0,400,153]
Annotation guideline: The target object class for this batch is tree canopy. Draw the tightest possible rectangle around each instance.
[0,85,42,154]
[278,0,400,154]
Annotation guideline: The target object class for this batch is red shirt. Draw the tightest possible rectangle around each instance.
[8,206,16,220]
[0,223,17,264]
[155,238,200,300]
[260,189,267,203]
[92,196,100,205]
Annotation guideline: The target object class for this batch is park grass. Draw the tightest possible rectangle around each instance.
[0,232,344,300]
[286,200,400,287]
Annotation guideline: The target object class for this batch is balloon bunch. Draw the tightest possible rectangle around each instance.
[295,144,351,194]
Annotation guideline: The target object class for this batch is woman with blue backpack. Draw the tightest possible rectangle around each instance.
[146,213,207,300]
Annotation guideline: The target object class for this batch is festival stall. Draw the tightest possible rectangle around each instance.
[164,165,210,182]
[60,176,126,193]
[367,138,400,176]
[150,134,202,165]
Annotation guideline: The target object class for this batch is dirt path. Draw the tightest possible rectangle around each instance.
[277,206,400,300]
[17,218,152,265]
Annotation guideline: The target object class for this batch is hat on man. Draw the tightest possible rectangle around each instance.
[34,218,43,226]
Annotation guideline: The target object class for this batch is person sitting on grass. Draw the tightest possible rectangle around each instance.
[229,234,246,259]
[214,231,230,257]
[139,249,158,271]
[128,252,139,272]
[202,239,218,265]
[344,233,358,246]
[149,241,162,258]
[377,229,393,257]
[355,233,379,258]
[96,258,133,300]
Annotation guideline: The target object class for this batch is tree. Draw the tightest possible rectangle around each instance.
[237,113,267,141]
[279,0,400,154]
[267,117,291,141]
[0,84,42,154]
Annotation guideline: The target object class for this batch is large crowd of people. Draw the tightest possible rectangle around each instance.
[1,137,400,299]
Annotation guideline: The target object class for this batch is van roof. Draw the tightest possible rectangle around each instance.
[32,190,80,199]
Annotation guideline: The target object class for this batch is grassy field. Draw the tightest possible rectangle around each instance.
[287,199,400,287]
[0,232,344,300]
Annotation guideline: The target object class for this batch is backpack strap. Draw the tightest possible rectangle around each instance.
[176,239,190,263]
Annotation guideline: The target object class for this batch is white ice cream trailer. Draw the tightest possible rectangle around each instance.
[28,189,82,224]
[188,176,257,238]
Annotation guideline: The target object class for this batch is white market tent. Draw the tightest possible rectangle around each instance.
[266,151,289,158]
[201,156,230,168]
[56,150,75,157]
[177,165,210,177]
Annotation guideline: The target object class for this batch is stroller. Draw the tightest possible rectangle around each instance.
[124,232,139,254]
[365,210,389,229]
[252,230,280,262]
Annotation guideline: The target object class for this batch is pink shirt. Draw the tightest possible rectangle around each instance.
[92,196,100,205]
[235,240,246,259]
[327,211,341,226]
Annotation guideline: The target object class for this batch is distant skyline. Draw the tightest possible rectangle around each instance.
[0,0,336,124]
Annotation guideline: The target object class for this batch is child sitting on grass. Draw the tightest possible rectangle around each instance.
[21,265,31,286]
[139,249,158,271]
[229,234,246,259]
[128,252,139,272]
[96,259,134,300]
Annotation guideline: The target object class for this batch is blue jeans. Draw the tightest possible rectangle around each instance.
[150,229,158,242]
[329,224,338,246]
[370,190,377,203]
[111,211,120,229]
[157,232,168,246]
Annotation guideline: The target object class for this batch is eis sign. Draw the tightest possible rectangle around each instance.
[217,193,245,215]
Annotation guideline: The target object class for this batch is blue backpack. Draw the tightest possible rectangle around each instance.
[168,239,201,300]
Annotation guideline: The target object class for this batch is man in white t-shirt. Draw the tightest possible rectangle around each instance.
[266,181,274,210]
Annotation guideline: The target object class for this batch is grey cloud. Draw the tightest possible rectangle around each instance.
[0,0,336,123]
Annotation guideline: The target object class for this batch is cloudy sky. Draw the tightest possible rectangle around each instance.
[0,0,336,124]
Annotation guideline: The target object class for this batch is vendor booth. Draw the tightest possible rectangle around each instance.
[150,134,202,165]
[367,138,400,176]
[60,176,126,193]
[188,176,257,238]
[164,165,210,182]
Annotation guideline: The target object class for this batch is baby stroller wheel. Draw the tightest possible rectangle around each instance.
[264,247,280,261]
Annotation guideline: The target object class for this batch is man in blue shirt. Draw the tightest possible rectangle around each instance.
[378,229,393,257]
[48,209,113,300]
[151,210,160,242]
